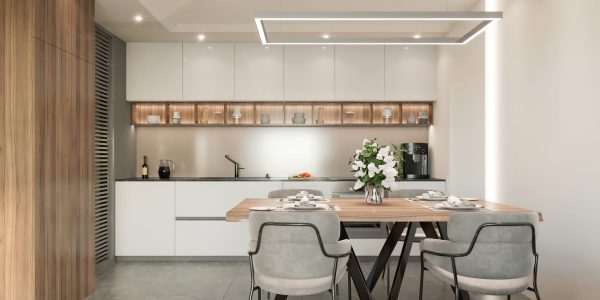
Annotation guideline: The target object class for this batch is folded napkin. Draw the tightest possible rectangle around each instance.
[446,196,476,208]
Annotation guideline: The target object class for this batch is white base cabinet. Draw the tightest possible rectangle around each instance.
[175,181,282,217]
[115,182,176,256]
[116,180,445,257]
[176,220,249,256]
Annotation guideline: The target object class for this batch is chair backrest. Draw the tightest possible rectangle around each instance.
[248,211,340,280]
[387,189,439,198]
[268,189,324,198]
[448,212,538,279]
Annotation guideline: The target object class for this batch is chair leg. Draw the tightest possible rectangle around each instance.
[454,288,460,300]
[507,295,511,300]
[347,267,352,300]
[257,287,262,300]
[248,286,255,300]
[419,256,425,300]
[267,292,270,300]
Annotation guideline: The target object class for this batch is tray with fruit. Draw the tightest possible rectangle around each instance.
[288,172,312,180]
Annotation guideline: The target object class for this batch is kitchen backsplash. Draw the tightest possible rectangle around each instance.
[135,127,428,178]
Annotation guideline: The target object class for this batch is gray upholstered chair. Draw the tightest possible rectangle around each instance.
[248,211,351,300]
[419,212,541,300]
[268,189,324,198]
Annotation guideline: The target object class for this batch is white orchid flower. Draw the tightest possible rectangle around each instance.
[351,164,359,171]
[367,163,380,178]
[353,180,365,190]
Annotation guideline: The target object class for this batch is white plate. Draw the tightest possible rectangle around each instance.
[435,203,483,210]
[287,195,325,201]
[250,206,274,211]
[290,205,326,210]
[416,196,448,201]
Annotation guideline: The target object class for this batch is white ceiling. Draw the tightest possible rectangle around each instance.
[96,0,482,42]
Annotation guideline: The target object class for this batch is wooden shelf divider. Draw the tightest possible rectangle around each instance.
[130,101,434,127]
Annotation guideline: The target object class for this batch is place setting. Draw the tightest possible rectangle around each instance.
[423,195,487,212]
[250,191,339,212]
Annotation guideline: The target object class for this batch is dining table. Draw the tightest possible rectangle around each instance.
[226,198,542,300]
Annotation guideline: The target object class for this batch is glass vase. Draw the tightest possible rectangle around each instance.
[365,185,384,205]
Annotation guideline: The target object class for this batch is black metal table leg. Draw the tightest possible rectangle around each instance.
[420,222,439,239]
[436,222,448,240]
[388,222,417,300]
[341,223,374,300]
[273,295,287,300]
[340,222,373,300]
[366,222,407,290]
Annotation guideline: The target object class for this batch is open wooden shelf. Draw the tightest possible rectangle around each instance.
[225,103,254,125]
[197,103,225,125]
[342,103,371,125]
[372,103,401,125]
[255,103,284,125]
[401,103,433,126]
[284,103,313,125]
[130,101,434,127]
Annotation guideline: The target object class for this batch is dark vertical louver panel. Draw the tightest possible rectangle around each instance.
[94,27,112,265]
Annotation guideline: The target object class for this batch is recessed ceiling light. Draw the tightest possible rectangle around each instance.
[404,46,409,50]
[134,14,143,23]
[264,46,270,50]
[322,33,331,39]
[413,33,422,39]
[197,34,206,41]
[207,46,213,50]
[321,46,327,50]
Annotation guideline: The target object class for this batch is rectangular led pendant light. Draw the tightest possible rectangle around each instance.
[254,11,502,45]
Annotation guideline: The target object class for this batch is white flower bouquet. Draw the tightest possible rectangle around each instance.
[349,139,404,203]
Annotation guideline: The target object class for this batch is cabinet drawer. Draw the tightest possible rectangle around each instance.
[176,220,249,256]
[175,181,282,217]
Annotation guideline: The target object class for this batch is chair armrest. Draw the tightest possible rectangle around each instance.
[420,238,469,257]
[323,239,352,257]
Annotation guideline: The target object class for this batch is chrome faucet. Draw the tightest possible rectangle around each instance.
[225,155,244,178]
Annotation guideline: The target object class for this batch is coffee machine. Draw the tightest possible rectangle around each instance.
[401,143,429,179]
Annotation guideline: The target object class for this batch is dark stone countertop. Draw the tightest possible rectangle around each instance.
[116,176,445,182]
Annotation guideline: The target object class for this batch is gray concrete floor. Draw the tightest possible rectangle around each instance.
[86,259,531,300]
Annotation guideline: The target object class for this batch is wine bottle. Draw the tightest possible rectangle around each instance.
[141,155,149,179]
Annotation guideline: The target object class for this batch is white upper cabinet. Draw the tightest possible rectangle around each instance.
[234,44,283,100]
[334,46,385,100]
[126,43,182,101]
[385,46,437,101]
[182,43,234,100]
[284,46,334,100]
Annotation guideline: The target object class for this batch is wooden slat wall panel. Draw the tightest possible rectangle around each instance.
[34,0,95,62]
[94,27,111,265]
[2,0,37,299]
[2,0,95,299]
[0,0,5,295]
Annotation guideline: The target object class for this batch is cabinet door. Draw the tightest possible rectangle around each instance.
[392,181,447,193]
[234,44,283,100]
[126,43,182,101]
[385,46,437,101]
[176,221,249,256]
[115,182,175,256]
[183,43,234,100]
[281,181,333,198]
[175,181,282,217]
[284,46,334,100]
[334,46,385,100]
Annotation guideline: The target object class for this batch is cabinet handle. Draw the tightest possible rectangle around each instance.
[175,217,226,221]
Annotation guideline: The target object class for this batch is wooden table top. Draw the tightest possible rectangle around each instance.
[225,198,541,222]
